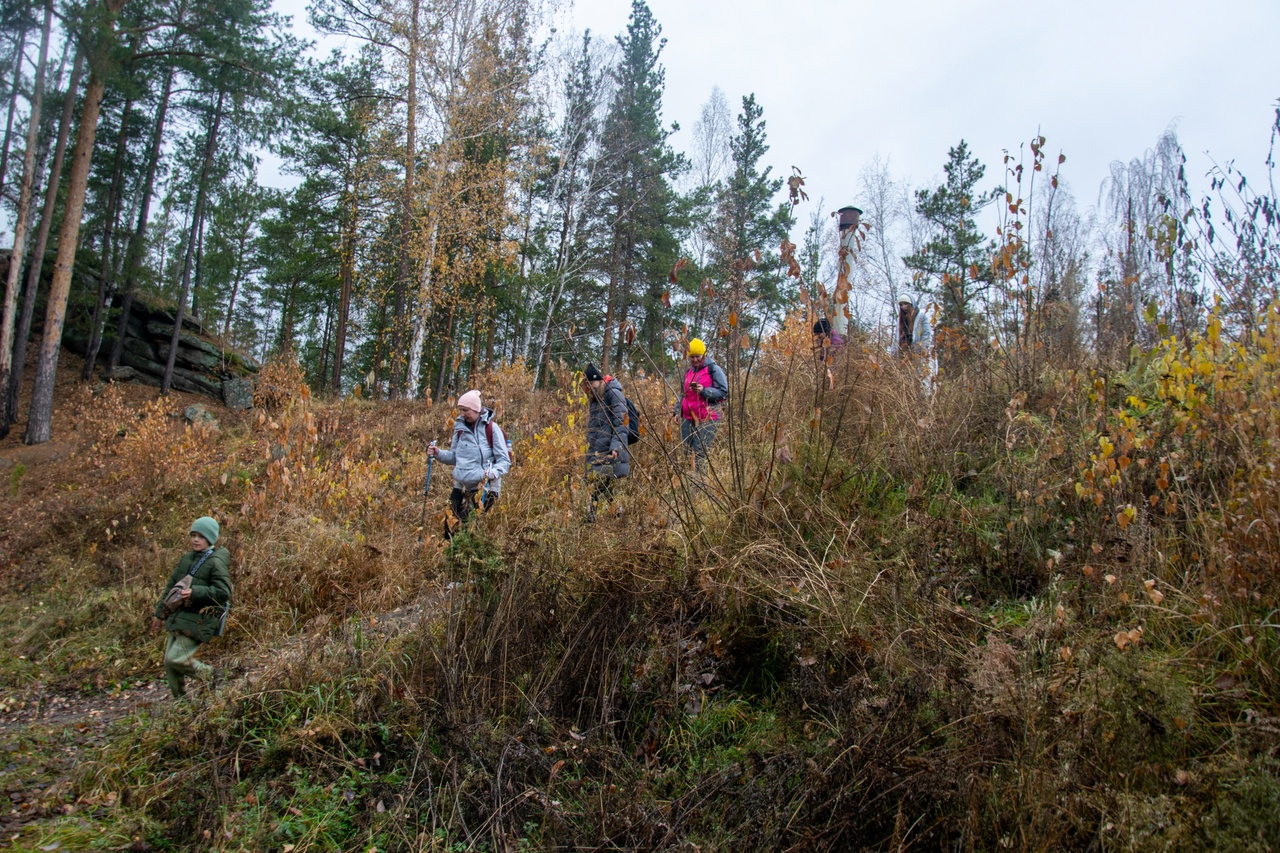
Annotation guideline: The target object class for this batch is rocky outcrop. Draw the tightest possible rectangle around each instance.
[63,299,260,409]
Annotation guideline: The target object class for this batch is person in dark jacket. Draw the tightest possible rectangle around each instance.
[812,317,845,389]
[582,363,630,521]
[151,516,232,699]
[428,389,512,537]
[672,338,728,471]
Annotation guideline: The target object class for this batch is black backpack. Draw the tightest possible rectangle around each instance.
[623,395,641,445]
[605,380,641,445]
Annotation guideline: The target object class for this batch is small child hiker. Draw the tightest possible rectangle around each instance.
[151,516,232,700]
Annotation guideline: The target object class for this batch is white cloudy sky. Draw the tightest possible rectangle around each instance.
[270,0,1278,216]
[561,0,1279,212]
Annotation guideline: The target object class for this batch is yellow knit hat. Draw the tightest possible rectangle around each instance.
[688,338,706,356]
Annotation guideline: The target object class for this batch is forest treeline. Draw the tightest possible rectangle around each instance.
[0,0,1276,446]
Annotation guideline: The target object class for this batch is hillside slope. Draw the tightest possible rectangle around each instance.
[1,330,1278,852]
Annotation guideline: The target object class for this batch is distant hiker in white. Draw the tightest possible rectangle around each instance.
[893,296,937,387]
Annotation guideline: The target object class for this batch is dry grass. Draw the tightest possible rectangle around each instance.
[2,306,1279,851]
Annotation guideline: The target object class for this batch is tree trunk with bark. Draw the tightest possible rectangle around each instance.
[0,16,30,208]
[223,214,251,339]
[5,47,81,426]
[404,211,439,397]
[161,88,224,396]
[0,0,51,435]
[108,63,173,373]
[81,89,133,379]
[24,0,125,444]
[331,173,358,395]
[434,303,455,402]
[391,0,419,397]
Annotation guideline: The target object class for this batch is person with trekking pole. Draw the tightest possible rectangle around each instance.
[151,516,232,700]
[417,441,436,542]
[427,390,511,539]
[582,363,631,522]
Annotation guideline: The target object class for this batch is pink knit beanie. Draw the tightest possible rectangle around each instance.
[456,390,483,412]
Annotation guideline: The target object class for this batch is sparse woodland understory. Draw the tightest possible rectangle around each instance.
[0,280,1278,850]
[1,1,1278,846]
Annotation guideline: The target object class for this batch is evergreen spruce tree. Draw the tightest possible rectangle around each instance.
[713,93,792,319]
[595,0,682,370]
[903,139,997,363]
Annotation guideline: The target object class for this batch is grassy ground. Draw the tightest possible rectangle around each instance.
[1,331,1278,852]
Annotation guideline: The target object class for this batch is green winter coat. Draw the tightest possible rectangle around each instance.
[153,547,232,643]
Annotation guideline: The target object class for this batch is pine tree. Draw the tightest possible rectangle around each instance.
[24,0,127,445]
[0,0,51,436]
[903,139,997,361]
[5,46,82,428]
[596,0,682,371]
[713,93,792,319]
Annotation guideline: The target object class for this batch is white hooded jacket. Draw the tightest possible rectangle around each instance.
[435,407,512,494]
[892,297,933,356]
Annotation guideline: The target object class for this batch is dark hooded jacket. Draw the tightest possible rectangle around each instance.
[587,377,631,478]
[153,547,232,643]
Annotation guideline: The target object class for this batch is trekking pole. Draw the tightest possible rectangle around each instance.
[418,441,436,542]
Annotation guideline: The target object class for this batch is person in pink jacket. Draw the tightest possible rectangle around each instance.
[672,338,728,471]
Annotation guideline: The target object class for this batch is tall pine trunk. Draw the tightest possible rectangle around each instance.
[0,0,51,435]
[5,47,81,426]
[0,14,30,207]
[161,87,224,396]
[107,63,173,373]
[192,211,206,321]
[222,215,251,339]
[25,0,125,445]
[434,303,455,402]
[81,88,133,379]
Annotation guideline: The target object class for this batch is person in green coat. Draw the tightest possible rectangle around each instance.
[151,516,232,699]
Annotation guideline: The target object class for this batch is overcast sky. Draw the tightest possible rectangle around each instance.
[268,0,1279,221]
[559,0,1279,215]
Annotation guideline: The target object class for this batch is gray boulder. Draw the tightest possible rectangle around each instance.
[102,366,140,383]
[123,336,159,361]
[226,351,261,373]
[183,404,220,429]
[158,341,223,371]
[222,378,255,411]
[144,323,223,357]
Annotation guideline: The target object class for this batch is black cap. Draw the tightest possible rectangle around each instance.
[584,363,604,382]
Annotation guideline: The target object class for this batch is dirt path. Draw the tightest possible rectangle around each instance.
[0,604,427,847]
[0,681,169,846]
[0,681,170,735]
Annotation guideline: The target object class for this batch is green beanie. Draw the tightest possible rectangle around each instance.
[189,516,220,546]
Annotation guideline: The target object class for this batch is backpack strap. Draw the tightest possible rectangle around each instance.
[186,548,215,579]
